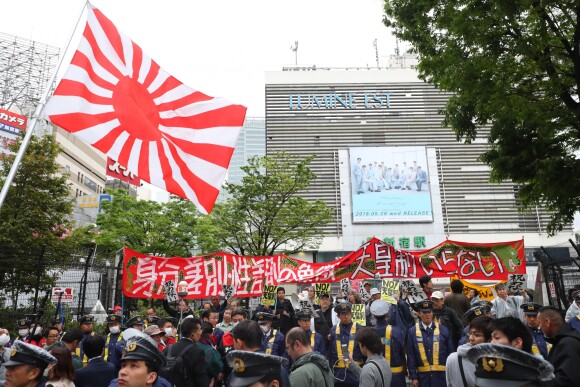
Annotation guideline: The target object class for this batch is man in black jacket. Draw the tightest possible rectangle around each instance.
[273,287,295,335]
[538,306,580,387]
[432,291,463,351]
[313,293,333,354]
[164,318,209,387]
[162,299,194,320]
[74,334,117,387]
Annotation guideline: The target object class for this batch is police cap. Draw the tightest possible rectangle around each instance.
[122,334,165,372]
[255,312,275,323]
[295,309,312,321]
[417,300,434,312]
[106,314,122,324]
[334,302,352,314]
[572,290,580,303]
[4,341,57,370]
[227,350,288,387]
[466,343,554,387]
[520,303,542,316]
[127,316,144,326]
[79,315,94,324]
[465,305,491,322]
[16,318,31,329]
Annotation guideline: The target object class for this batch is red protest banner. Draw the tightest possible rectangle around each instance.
[122,238,524,298]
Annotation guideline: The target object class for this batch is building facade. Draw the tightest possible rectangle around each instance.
[265,69,573,264]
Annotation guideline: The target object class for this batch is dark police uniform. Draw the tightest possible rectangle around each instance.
[520,303,551,360]
[328,302,364,387]
[295,309,325,354]
[407,301,453,387]
[256,312,286,357]
[458,304,491,346]
[370,299,406,387]
[77,315,95,367]
[104,314,125,370]
[227,350,288,387]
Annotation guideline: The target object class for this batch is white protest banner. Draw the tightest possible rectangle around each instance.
[506,274,527,293]
[400,280,428,303]
[222,285,235,299]
[163,280,178,303]
[380,279,399,304]
[339,278,351,300]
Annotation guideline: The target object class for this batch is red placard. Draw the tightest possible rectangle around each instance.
[0,108,27,134]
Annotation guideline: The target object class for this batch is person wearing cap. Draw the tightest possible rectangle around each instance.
[77,315,95,367]
[286,327,334,387]
[444,280,471,325]
[538,305,580,386]
[14,319,31,345]
[313,293,334,353]
[565,289,580,323]
[162,317,209,387]
[490,283,528,321]
[407,300,453,387]
[432,290,463,351]
[418,275,433,300]
[458,303,492,346]
[50,317,64,336]
[127,316,145,332]
[144,325,167,353]
[4,341,57,387]
[61,328,83,370]
[226,349,288,387]
[255,312,286,358]
[109,334,171,387]
[329,302,364,386]
[104,314,125,371]
[466,343,555,387]
[295,309,324,354]
[74,334,117,387]
[520,303,550,360]
[365,288,381,327]
[445,315,493,387]
[220,308,248,383]
[370,299,405,387]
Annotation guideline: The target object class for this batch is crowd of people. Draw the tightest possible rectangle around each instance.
[0,279,579,387]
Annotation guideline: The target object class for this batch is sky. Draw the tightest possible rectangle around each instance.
[2,0,399,117]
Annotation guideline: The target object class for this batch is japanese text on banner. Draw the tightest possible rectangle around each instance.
[351,304,366,326]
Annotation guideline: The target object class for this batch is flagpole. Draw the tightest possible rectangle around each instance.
[0,1,89,210]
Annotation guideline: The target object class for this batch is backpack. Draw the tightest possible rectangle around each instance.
[159,344,194,387]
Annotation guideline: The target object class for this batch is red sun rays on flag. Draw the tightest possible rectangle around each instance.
[45,6,247,214]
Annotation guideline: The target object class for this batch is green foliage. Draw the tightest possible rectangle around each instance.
[0,134,76,306]
[383,0,580,234]
[199,152,333,256]
[95,190,200,256]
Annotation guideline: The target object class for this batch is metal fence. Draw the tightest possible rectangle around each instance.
[0,245,121,331]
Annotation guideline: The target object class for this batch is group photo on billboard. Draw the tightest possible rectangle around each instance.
[349,146,433,223]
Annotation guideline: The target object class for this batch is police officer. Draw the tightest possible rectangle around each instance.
[3,341,57,387]
[458,303,492,346]
[78,315,95,366]
[14,319,31,344]
[127,316,145,331]
[328,302,364,387]
[109,334,170,387]
[51,316,64,335]
[466,343,554,386]
[407,300,453,387]
[104,314,125,370]
[256,312,286,357]
[295,309,325,354]
[370,299,406,387]
[520,303,550,360]
[226,350,288,387]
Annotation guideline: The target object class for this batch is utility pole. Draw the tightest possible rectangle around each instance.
[291,41,299,66]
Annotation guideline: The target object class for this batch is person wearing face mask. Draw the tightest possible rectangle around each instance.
[256,312,286,358]
[0,328,11,386]
[14,319,32,345]
[157,318,176,347]
[25,323,45,348]
[103,315,124,371]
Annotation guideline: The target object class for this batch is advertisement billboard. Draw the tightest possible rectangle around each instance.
[349,146,433,223]
[0,108,27,134]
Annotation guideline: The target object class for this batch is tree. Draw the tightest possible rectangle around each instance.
[383,1,580,234]
[0,134,76,307]
[199,152,333,256]
[95,189,201,257]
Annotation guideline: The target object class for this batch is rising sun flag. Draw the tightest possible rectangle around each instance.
[45,5,247,214]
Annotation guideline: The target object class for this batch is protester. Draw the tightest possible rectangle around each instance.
[407,300,453,387]
[61,329,84,370]
[44,327,61,350]
[431,290,463,350]
[285,327,333,387]
[4,341,57,387]
[466,343,555,386]
[256,312,286,357]
[197,322,223,386]
[0,328,11,386]
[538,305,580,386]
[162,299,194,321]
[520,303,549,359]
[157,318,177,346]
[565,290,580,322]
[220,308,248,383]
[51,317,64,336]
[489,317,533,353]
[273,287,295,335]
[444,280,471,325]
[217,307,235,333]
[369,300,405,387]
[200,309,224,346]
[347,290,362,305]
[418,275,433,300]
[46,345,76,387]
[468,289,480,305]
[329,302,364,387]
[490,283,527,320]
[347,327,391,387]
[113,306,123,317]
[74,334,116,387]
[313,293,334,352]
[110,334,171,387]
[365,288,381,327]
[226,350,288,387]
[103,314,124,371]
[162,317,209,387]
[445,315,493,387]
[143,325,166,352]
[26,323,44,348]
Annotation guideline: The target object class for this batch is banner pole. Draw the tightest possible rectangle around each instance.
[0,1,89,210]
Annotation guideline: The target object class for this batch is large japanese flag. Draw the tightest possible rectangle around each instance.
[45,6,247,214]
